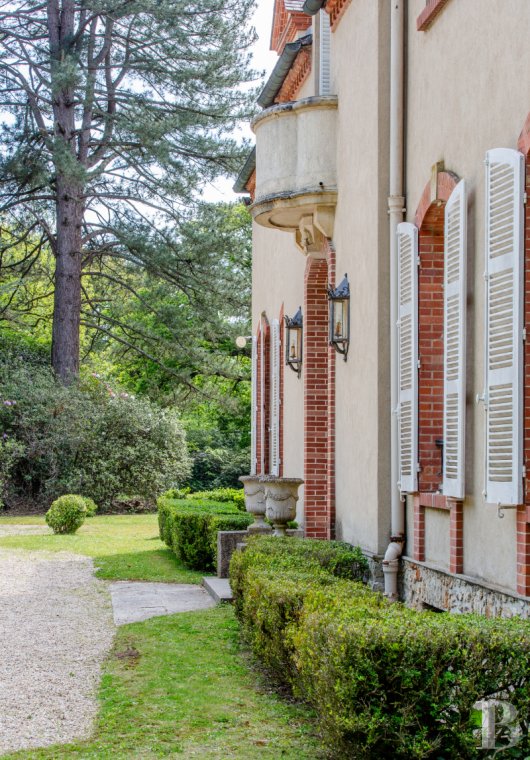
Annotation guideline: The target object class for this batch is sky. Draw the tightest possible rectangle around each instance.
[200,0,278,202]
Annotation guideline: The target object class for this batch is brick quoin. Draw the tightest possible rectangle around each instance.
[304,252,332,539]
[518,115,530,595]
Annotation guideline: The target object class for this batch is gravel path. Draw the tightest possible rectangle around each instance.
[0,548,115,755]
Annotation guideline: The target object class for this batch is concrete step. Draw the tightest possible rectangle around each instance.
[202,576,233,603]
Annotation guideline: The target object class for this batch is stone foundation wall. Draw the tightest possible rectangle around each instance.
[401,557,530,618]
[362,551,385,594]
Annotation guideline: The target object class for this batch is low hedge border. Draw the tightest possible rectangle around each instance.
[158,495,252,571]
[230,536,530,759]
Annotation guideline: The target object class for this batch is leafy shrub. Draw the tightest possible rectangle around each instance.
[186,446,250,491]
[158,495,252,571]
[0,436,25,509]
[82,496,98,517]
[230,536,530,759]
[0,353,191,508]
[45,494,87,534]
[188,487,245,512]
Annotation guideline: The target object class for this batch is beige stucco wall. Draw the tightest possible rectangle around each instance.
[250,2,392,552]
[252,223,306,522]
[248,0,530,594]
[405,0,530,591]
[331,0,391,554]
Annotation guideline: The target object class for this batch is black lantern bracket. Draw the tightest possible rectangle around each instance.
[328,274,350,361]
[284,306,303,378]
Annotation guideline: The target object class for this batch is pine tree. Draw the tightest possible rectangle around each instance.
[0,0,256,381]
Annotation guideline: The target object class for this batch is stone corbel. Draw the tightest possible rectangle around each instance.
[294,206,335,255]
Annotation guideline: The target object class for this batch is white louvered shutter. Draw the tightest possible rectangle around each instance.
[319,10,331,95]
[397,223,419,493]
[443,180,467,498]
[250,336,258,476]
[485,148,525,505]
[270,319,281,476]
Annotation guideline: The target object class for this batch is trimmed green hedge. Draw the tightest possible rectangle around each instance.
[230,536,530,759]
[188,487,245,512]
[158,495,252,571]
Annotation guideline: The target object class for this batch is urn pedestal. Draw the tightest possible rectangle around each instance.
[263,477,304,536]
[239,475,270,533]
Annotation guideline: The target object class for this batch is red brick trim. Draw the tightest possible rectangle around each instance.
[257,315,271,475]
[275,47,312,103]
[416,0,452,32]
[271,0,311,54]
[448,499,463,574]
[518,112,530,157]
[325,0,352,32]
[413,496,426,562]
[418,493,450,510]
[414,170,459,229]
[324,239,336,539]
[517,506,530,596]
[246,170,256,202]
[256,323,263,474]
[304,252,331,539]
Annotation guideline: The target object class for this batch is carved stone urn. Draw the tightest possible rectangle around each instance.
[239,475,270,533]
[263,477,304,536]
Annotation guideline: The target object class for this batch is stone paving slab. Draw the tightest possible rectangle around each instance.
[109,581,216,625]
[202,576,233,603]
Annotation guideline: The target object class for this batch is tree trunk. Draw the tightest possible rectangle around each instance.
[51,177,83,382]
[48,0,84,383]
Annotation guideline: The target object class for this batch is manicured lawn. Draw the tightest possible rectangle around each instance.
[0,514,202,583]
[2,605,324,759]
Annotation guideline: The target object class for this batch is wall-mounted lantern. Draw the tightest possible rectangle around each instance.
[284,307,303,378]
[328,274,350,361]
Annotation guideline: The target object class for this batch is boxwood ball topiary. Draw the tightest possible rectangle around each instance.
[46,494,87,534]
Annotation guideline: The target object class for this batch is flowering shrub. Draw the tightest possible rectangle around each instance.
[0,352,191,508]
[45,494,87,534]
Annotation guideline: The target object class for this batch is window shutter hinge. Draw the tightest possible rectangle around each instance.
[417,359,421,369]
[523,327,527,342]
[416,256,421,268]
[524,192,528,205]
[523,465,527,478]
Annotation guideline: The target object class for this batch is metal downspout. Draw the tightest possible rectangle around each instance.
[384,0,406,600]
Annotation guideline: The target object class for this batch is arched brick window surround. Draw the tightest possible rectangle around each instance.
[415,170,459,493]
[255,314,270,475]
[412,169,464,575]
[517,113,530,596]
[303,239,336,539]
